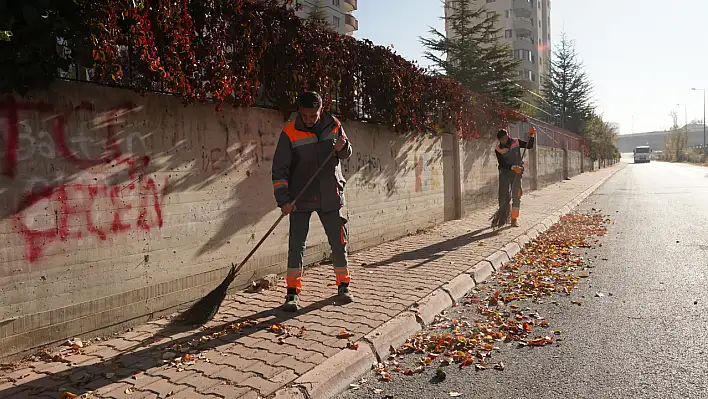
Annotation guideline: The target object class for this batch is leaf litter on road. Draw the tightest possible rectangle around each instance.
[372,210,610,382]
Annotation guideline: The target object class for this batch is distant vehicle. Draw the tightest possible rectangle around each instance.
[633,146,652,163]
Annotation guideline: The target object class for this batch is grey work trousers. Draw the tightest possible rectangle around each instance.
[286,210,350,292]
[499,169,523,218]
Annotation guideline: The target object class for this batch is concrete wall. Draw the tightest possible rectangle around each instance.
[569,150,582,177]
[0,82,443,358]
[536,147,565,187]
[0,81,589,358]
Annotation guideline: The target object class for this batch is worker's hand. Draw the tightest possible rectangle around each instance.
[334,137,347,152]
[281,203,295,215]
[528,127,536,137]
[511,165,523,174]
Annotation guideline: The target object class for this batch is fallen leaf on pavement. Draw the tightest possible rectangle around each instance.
[494,361,505,371]
[347,342,359,350]
[337,330,355,339]
[60,393,78,399]
[449,392,463,397]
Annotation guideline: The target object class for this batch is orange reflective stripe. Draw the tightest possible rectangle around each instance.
[283,122,317,147]
[273,180,288,189]
[496,139,519,154]
[286,276,302,292]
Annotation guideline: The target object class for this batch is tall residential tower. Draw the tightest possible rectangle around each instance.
[446,0,551,93]
[292,0,358,36]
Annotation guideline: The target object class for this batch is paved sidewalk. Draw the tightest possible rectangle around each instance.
[0,166,623,399]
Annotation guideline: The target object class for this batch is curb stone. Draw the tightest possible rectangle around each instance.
[515,234,531,249]
[501,242,521,259]
[467,261,494,284]
[273,164,626,399]
[441,274,477,303]
[363,313,420,361]
[291,343,376,399]
[485,250,510,271]
[413,289,454,326]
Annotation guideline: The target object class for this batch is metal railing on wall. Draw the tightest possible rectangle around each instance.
[511,115,587,152]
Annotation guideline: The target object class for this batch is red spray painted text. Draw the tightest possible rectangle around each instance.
[1,98,166,263]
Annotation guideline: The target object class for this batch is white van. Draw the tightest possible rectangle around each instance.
[633,146,652,163]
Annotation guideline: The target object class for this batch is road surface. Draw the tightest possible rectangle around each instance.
[338,161,708,399]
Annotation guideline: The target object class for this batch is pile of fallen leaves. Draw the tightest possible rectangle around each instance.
[374,210,610,382]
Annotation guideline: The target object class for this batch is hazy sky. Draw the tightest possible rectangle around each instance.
[356,0,708,135]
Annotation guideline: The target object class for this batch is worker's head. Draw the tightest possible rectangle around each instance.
[298,91,323,128]
[497,129,509,144]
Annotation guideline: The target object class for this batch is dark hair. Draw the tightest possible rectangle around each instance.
[298,91,323,109]
[496,129,509,139]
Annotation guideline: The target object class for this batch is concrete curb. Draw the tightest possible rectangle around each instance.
[291,344,377,399]
[413,289,454,326]
[485,250,510,271]
[501,242,522,259]
[467,261,495,285]
[273,164,626,399]
[363,312,420,361]
[441,274,477,303]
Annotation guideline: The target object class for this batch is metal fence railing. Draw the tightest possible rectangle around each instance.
[510,115,587,152]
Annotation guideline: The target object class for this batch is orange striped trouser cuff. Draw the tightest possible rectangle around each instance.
[334,267,351,285]
[286,269,302,293]
[511,207,520,219]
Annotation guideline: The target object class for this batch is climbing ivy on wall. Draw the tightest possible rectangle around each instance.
[0,0,524,139]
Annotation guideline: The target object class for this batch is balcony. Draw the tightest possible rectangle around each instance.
[513,17,533,35]
[345,13,358,34]
[513,0,533,17]
[344,0,357,13]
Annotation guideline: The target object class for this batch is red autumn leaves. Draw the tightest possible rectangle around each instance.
[374,210,609,382]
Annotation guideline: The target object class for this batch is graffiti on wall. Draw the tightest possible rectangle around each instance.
[1,98,166,263]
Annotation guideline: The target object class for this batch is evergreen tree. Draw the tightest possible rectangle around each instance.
[542,32,594,133]
[421,0,524,108]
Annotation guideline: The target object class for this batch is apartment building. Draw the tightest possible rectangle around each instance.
[446,0,551,93]
[292,0,359,36]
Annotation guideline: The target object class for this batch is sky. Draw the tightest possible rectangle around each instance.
[355,0,708,135]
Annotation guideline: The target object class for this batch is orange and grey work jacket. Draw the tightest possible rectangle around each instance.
[272,112,352,212]
[495,137,534,171]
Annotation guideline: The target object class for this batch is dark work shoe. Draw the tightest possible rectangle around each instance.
[511,219,519,227]
[282,290,300,312]
[338,283,354,303]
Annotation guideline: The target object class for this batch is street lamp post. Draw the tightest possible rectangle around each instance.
[677,103,688,160]
[692,88,706,156]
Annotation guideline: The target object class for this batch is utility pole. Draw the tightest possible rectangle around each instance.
[692,88,706,157]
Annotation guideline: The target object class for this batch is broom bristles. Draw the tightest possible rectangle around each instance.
[490,202,511,228]
[175,263,241,325]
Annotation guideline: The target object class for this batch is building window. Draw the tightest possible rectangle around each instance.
[505,10,510,18]
[333,0,340,5]
[333,16,341,27]
[539,20,541,27]
[505,29,513,38]
[487,0,496,2]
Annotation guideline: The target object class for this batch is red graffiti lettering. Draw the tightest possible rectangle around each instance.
[15,179,164,263]
[86,184,108,241]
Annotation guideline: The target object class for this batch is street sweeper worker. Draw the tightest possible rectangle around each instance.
[495,127,535,227]
[272,91,353,312]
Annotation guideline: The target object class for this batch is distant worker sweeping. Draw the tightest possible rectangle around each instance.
[272,91,354,312]
[491,127,535,228]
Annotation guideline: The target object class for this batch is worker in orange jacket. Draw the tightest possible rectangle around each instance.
[272,92,353,312]
[495,127,535,227]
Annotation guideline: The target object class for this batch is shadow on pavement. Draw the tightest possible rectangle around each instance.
[362,227,506,270]
[0,295,339,398]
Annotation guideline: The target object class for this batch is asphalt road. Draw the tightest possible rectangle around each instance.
[338,161,708,399]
